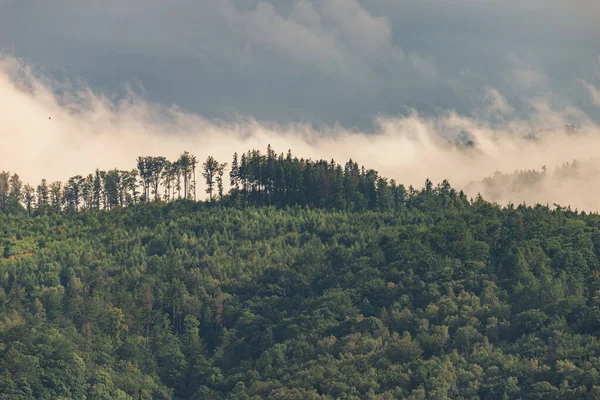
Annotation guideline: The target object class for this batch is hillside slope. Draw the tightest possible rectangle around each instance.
[2,192,600,398]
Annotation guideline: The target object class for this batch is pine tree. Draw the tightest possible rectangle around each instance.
[202,156,219,201]
[23,183,35,215]
[8,173,22,213]
[216,163,228,201]
[50,181,63,213]
[36,179,50,213]
[230,152,239,189]
[0,171,9,214]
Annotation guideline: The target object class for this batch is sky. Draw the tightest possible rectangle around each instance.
[2,0,599,127]
[1,0,600,208]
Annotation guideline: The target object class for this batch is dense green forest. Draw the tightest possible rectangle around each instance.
[3,147,600,398]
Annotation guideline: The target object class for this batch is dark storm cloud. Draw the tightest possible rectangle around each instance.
[0,0,599,127]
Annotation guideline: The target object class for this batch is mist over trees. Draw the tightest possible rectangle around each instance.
[466,158,600,212]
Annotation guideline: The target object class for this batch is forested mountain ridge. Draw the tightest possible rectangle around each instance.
[2,149,600,398]
[0,146,414,215]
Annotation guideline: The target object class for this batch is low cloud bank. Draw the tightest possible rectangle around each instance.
[2,55,600,210]
[466,159,600,212]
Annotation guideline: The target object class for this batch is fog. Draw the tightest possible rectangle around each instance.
[2,55,600,210]
[466,159,600,212]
